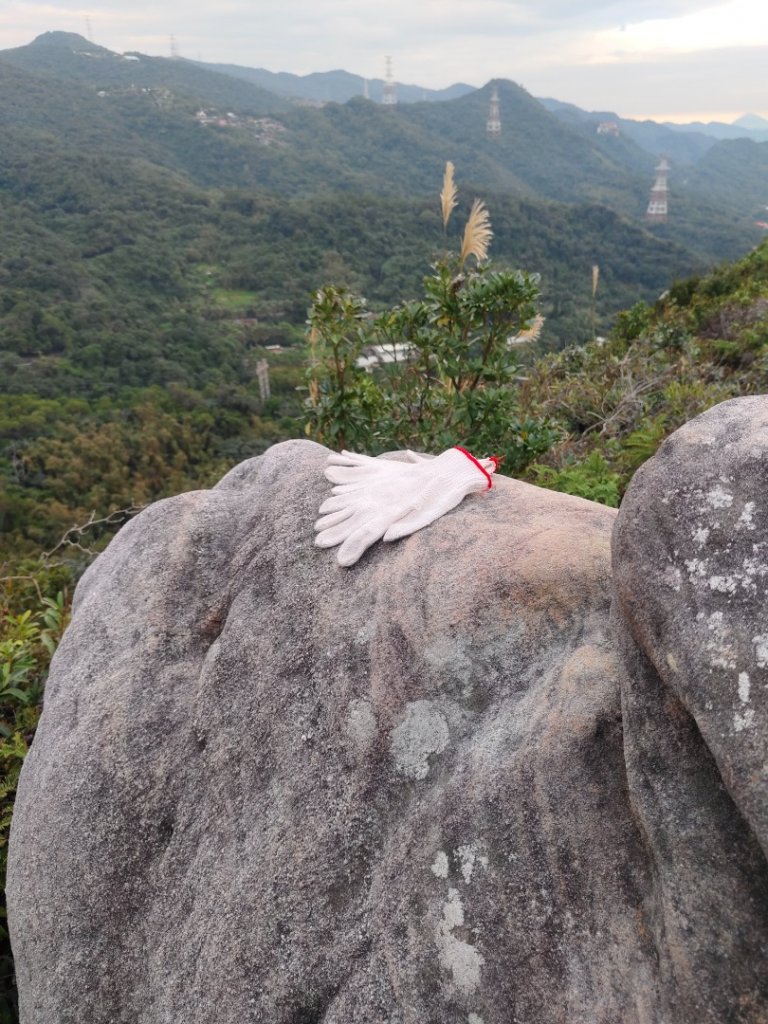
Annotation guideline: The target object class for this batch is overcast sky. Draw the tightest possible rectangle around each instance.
[1,1,766,122]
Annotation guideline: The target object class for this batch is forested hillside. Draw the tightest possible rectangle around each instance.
[0,31,290,114]
[4,32,766,241]
[1,29,766,563]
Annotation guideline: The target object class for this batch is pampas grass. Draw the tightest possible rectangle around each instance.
[441,162,493,264]
[517,313,545,344]
[460,198,493,266]
[307,326,319,408]
[440,161,458,230]
[591,264,600,342]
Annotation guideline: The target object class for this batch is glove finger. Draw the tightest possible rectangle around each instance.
[326,451,378,467]
[319,493,358,514]
[314,507,355,532]
[383,511,447,542]
[315,526,352,549]
[326,459,406,484]
[383,486,467,542]
[324,464,375,485]
[315,513,369,548]
[330,481,371,495]
[321,485,374,508]
[336,521,390,567]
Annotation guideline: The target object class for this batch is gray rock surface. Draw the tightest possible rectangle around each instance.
[7,402,768,1023]
[612,396,768,1023]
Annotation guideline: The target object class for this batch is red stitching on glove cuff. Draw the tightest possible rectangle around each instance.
[454,446,494,489]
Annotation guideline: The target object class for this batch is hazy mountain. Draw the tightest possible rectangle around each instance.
[663,117,768,144]
[4,32,765,238]
[1,32,474,112]
[190,61,475,105]
[684,137,768,215]
[539,96,768,159]
[734,113,768,131]
[0,36,647,211]
[538,97,717,165]
[0,31,291,114]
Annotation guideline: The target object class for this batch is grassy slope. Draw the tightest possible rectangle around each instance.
[520,237,768,500]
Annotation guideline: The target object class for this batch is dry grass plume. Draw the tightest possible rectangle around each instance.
[517,313,545,344]
[440,161,458,230]
[460,198,493,266]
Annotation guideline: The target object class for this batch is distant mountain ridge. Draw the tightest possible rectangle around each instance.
[190,61,475,105]
[7,32,474,109]
[3,31,766,228]
[0,31,292,114]
[539,96,768,162]
[0,34,649,211]
[8,31,765,139]
[662,114,768,144]
[735,113,768,131]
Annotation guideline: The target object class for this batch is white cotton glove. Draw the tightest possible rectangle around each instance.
[315,446,497,567]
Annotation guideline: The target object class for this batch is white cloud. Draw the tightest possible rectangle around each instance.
[529,44,768,120]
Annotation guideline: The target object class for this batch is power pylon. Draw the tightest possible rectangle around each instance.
[487,84,501,138]
[646,156,670,222]
[382,56,397,106]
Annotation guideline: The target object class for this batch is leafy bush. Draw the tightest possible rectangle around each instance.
[304,167,557,472]
[530,451,621,507]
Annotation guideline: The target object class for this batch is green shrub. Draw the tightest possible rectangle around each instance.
[530,451,621,507]
[304,167,556,473]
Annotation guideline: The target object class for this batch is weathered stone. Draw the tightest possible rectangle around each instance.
[612,395,768,1023]
[7,403,768,1023]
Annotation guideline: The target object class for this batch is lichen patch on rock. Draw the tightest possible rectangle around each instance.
[390,700,450,780]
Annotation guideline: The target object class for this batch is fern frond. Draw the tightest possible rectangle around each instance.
[460,199,493,266]
[440,161,458,230]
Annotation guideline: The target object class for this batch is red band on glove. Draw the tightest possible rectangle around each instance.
[454,446,494,489]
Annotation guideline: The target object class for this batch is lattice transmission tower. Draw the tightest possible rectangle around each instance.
[487,84,501,138]
[646,156,670,222]
[382,56,397,106]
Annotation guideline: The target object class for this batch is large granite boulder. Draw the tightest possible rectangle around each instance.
[7,397,768,1023]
